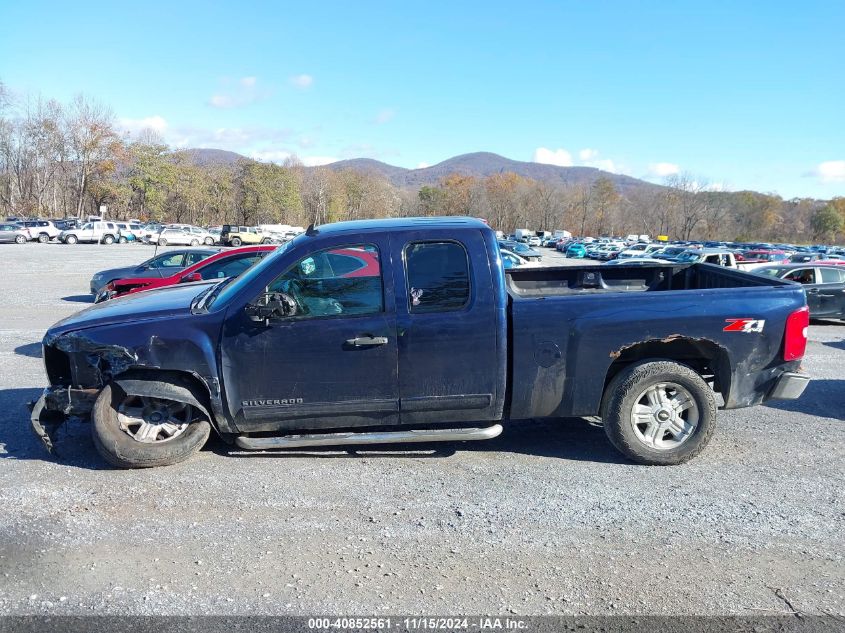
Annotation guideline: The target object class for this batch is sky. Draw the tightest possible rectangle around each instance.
[1,0,843,199]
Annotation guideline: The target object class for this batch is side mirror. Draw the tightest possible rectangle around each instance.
[182,272,203,283]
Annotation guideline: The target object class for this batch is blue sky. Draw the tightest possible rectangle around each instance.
[1,0,843,198]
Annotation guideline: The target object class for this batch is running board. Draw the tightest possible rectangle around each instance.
[234,424,503,450]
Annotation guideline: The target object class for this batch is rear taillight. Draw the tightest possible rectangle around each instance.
[784,305,809,361]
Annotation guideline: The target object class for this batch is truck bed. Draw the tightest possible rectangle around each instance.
[505,263,791,297]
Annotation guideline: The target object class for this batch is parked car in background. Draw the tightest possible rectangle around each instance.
[672,249,739,268]
[19,219,62,243]
[97,245,275,302]
[60,221,120,244]
[755,264,845,319]
[500,249,541,269]
[149,226,215,246]
[527,236,542,247]
[220,225,269,246]
[114,222,144,242]
[0,222,30,244]
[566,243,587,258]
[603,257,665,265]
[740,250,790,265]
[90,248,219,296]
[498,240,542,261]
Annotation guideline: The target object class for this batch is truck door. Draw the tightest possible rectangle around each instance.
[220,237,399,432]
[392,231,502,425]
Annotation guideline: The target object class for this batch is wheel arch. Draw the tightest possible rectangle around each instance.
[603,337,731,404]
[112,369,221,434]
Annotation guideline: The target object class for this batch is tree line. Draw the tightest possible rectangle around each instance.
[1,81,843,243]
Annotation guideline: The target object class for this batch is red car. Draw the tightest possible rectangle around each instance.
[97,246,276,302]
[741,250,790,264]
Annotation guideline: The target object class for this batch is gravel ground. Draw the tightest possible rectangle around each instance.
[0,243,843,616]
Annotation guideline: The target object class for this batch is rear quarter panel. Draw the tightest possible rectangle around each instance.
[507,284,807,419]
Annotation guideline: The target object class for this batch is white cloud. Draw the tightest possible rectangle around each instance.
[302,155,337,166]
[209,76,265,109]
[533,147,573,167]
[374,108,395,124]
[579,148,598,161]
[118,115,168,136]
[416,162,430,169]
[648,162,680,177]
[815,160,845,183]
[290,74,314,89]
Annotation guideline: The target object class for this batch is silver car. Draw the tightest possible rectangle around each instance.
[0,223,29,244]
[149,225,215,246]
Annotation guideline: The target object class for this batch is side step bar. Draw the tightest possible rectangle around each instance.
[234,424,503,450]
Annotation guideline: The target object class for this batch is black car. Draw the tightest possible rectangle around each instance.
[89,248,219,295]
[756,264,845,319]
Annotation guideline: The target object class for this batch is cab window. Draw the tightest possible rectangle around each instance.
[404,241,471,313]
[261,244,383,319]
[819,267,845,283]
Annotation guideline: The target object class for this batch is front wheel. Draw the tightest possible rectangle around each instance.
[601,360,716,465]
[118,236,128,244]
[158,238,168,246]
[38,233,50,243]
[15,234,27,244]
[64,235,78,244]
[204,237,214,245]
[102,234,115,245]
[230,237,242,247]
[92,383,211,468]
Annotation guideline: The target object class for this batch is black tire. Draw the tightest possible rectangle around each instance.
[92,383,211,469]
[15,234,27,244]
[230,237,242,247]
[119,236,128,244]
[159,237,168,246]
[601,360,716,465]
[38,233,50,243]
[103,234,115,245]
[64,235,78,244]
[261,237,271,244]
[204,237,214,245]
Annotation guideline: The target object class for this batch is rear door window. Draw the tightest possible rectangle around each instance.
[819,267,845,283]
[185,251,210,266]
[783,268,816,284]
[404,241,471,313]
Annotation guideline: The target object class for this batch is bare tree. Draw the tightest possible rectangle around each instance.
[66,95,119,217]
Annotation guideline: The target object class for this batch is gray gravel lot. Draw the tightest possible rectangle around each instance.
[0,243,843,616]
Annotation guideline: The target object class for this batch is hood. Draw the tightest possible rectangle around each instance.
[91,265,144,281]
[45,281,217,342]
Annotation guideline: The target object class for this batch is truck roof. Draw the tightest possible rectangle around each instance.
[307,216,491,237]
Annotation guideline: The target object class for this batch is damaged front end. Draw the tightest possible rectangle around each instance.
[30,332,138,454]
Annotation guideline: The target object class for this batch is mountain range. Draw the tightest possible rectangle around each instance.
[182,149,660,193]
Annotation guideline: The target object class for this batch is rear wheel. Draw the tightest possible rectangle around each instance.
[38,233,50,243]
[118,236,128,244]
[190,238,200,246]
[230,237,242,247]
[64,235,78,244]
[204,237,214,245]
[102,234,115,245]
[92,383,211,468]
[601,360,716,465]
[159,237,168,246]
[261,237,271,244]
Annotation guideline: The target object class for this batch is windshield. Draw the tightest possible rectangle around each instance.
[204,240,295,309]
[675,251,702,262]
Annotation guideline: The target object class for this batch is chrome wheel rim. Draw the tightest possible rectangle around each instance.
[630,382,699,450]
[117,395,192,443]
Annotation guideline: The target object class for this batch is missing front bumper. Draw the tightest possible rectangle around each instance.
[28,386,99,454]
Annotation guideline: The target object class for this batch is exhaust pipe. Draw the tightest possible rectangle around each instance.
[235,424,503,450]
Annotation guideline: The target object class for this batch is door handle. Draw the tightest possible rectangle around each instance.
[807,288,819,294]
[345,336,388,347]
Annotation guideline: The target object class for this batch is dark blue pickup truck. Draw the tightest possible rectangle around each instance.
[31,217,810,468]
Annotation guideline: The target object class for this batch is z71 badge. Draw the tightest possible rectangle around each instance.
[723,318,765,333]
